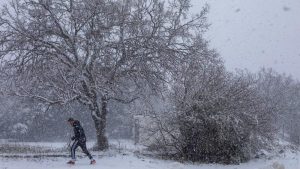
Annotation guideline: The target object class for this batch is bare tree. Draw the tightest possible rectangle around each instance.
[0,0,209,150]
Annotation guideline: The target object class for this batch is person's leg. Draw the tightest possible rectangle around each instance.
[79,141,93,160]
[70,140,79,161]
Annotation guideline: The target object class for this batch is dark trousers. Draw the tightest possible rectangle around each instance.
[71,140,93,160]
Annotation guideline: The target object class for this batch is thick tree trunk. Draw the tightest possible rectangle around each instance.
[91,96,109,151]
[80,72,109,151]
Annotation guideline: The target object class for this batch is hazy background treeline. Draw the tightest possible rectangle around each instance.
[0,97,134,142]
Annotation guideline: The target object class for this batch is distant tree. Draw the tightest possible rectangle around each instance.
[255,68,300,145]
[0,0,209,150]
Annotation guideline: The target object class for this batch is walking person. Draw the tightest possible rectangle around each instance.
[67,118,96,165]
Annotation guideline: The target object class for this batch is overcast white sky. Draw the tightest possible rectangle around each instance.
[191,0,300,79]
[0,0,299,79]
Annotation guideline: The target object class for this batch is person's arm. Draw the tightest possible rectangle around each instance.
[73,122,84,140]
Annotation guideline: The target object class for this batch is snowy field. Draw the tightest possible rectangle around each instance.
[0,140,299,169]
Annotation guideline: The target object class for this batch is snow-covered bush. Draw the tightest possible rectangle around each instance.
[146,64,276,164]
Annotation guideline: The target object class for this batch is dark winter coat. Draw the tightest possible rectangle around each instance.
[71,120,86,142]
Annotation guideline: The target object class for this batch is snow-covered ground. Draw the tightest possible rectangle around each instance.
[0,140,299,169]
[0,152,299,169]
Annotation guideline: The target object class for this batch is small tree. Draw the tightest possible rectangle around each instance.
[0,0,209,150]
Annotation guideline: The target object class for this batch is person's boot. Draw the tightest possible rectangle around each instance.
[67,160,75,165]
[90,159,96,165]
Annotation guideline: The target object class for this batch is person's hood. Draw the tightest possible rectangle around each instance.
[73,120,80,127]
